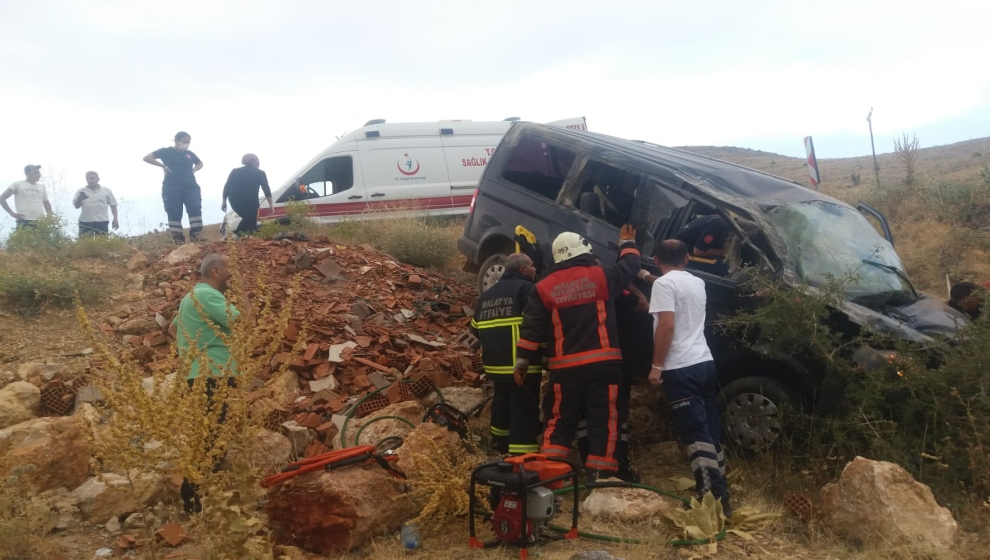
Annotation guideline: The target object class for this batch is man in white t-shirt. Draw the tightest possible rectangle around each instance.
[0,165,53,229]
[73,171,119,236]
[648,238,731,518]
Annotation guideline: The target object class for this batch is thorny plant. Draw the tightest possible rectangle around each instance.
[77,241,306,560]
[718,268,990,517]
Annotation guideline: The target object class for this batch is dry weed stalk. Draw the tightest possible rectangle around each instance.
[0,463,62,559]
[76,243,305,559]
[893,132,921,187]
[399,436,486,530]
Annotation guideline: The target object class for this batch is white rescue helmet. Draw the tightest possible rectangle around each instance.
[552,231,593,264]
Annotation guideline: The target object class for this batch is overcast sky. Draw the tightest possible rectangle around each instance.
[2,0,988,237]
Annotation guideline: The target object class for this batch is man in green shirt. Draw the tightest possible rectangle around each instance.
[177,253,241,379]
[175,253,249,514]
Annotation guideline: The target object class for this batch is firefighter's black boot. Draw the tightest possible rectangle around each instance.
[616,459,641,484]
[585,468,619,486]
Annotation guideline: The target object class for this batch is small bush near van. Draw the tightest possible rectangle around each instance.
[377,217,458,269]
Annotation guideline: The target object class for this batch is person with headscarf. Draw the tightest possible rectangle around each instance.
[221,153,274,236]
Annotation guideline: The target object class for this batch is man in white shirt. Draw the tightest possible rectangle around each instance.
[648,239,731,518]
[0,165,53,229]
[73,171,119,236]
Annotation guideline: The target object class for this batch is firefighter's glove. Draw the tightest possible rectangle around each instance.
[513,358,529,387]
[619,224,637,245]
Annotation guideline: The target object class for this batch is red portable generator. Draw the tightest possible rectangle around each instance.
[468,454,579,560]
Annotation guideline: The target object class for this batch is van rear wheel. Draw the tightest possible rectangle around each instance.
[720,376,801,453]
[478,253,508,294]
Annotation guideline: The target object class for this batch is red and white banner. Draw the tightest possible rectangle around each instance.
[804,136,821,187]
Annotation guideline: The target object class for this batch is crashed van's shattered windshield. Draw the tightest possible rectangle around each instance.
[769,201,914,304]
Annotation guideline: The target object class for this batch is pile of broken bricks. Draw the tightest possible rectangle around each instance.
[94,236,486,457]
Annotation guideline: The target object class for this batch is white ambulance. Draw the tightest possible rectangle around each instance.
[221,117,588,234]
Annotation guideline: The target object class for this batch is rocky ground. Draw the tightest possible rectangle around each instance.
[1,235,987,560]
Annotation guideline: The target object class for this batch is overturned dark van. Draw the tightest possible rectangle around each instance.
[458,122,969,451]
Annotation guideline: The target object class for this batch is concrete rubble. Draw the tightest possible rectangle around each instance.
[0,235,491,553]
[821,456,958,550]
[88,236,484,459]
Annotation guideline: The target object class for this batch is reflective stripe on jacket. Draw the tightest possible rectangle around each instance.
[517,245,641,372]
[471,270,543,375]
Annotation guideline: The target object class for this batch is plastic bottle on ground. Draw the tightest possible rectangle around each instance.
[400,521,421,550]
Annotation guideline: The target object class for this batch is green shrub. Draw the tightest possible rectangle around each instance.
[255,200,314,239]
[72,233,128,258]
[378,218,457,269]
[723,273,990,505]
[255,219,288,239]
[324,219,365,243]
[0,267,101,316]
[3,215,71,254]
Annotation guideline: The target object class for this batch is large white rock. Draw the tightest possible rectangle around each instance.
[821,456,958,550]
[0,381,42,428]
[580,487,679,522]
[165,243,203,265]
[0,390,36,430]
[71,472,163,523]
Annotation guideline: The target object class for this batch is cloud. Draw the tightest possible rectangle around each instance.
[2,0,989,236]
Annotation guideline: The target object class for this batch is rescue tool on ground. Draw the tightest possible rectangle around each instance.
[260,445,405,488]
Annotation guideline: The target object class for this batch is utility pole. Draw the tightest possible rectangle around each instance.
[866,108,881,189]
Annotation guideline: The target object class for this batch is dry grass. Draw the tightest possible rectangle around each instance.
[681,138,990,192]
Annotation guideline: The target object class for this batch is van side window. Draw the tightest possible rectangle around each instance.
[501,135,576,201]
[280,156,355,203]
[572,161,642,229]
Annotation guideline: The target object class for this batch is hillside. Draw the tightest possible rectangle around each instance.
[679,138,990,297]
[678,137,990,192]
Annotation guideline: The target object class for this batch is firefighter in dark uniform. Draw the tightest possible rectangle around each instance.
[674,214,731,276]
[471,253,543,455]
[515,225,641,481]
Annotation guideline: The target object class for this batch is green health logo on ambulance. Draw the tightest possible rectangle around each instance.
[395,153,426,181]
